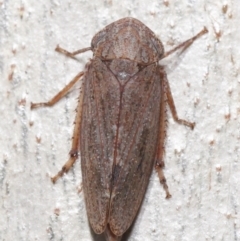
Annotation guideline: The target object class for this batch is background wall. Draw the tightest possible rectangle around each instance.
[1,1,240,240]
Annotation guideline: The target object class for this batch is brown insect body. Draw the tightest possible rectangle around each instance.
[31,17,207,241]
[81,18,164,238]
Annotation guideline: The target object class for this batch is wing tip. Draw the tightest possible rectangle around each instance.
[104,225,122,241]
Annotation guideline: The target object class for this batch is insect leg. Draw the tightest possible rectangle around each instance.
[51,77,85,183]
[31,71,84,183]
[162,68,195,129]
[162,27,208,59]
[155,67,195,198]
[55,45,91,58]
[155,69,171,198]
[31,71,84,109]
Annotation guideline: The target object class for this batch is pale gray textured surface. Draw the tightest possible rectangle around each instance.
[1,1,240,241]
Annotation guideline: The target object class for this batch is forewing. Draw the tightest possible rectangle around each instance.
[109,64,162,235]
[80,58,161,235]
[80,58,120,234]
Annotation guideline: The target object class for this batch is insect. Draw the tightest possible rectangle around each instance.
[31,17,207,241]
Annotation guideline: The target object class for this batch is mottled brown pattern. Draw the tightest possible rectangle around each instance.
[31,17,207,241]
[81,58,162,235]
[80,18,164,237]
[80,18,206,239]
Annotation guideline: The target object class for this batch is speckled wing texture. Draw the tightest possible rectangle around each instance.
[108,64,162,236]
[80,58,120,234]
[80,58,162,235]
[80,17,164,236]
